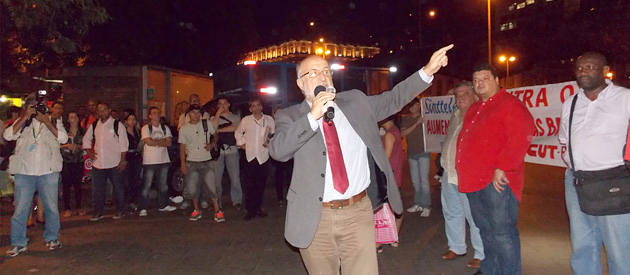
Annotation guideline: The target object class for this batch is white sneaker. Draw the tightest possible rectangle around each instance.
[406,204,423,213]
[139,209,147,217]
[159,205,177,212]
[420,208,431,217]
[201,201,209,209]
[170,196,183,204]
[180,201,190,210]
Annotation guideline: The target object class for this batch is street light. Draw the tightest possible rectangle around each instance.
[429,10,436,17]
[488,0,492,64]
[499,55,516,88]
[607,72,614,79]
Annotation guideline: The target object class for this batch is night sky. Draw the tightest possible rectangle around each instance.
[86,0,490,78]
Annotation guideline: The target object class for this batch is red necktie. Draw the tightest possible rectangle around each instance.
[626,119,630,161]
[322,121,350,194]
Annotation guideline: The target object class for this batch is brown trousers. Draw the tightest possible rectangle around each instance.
[300,195,378,275]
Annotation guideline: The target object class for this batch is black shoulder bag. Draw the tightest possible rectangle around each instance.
[568,95,630,216]
[202,119,220,160]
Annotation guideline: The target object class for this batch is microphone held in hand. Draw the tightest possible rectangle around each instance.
[314,85,336,125]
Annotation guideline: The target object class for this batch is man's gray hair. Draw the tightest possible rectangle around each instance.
[454,81,473,91]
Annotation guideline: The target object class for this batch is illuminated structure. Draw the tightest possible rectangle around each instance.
[238,40,380,64]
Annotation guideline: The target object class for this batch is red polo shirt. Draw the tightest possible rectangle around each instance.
[456,89,535,202]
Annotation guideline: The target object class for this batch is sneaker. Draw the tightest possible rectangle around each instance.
[406,204,423,213]
[112,212,125,220]
[5,246,26,257]
[233,203,242,211]
[46,240,62,251]
[170,196,183,204]
[159,205,177,212]
[201,200,209,209]
[90,213,104,222]
[420,208,432,217]
[434,175,442,181]
[139,209,148,217]
[180,201,190,210]
[62,210,73,218]
[214,211,225,223]
[189,210,202,221]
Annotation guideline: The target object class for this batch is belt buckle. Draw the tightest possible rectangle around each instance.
[330,200,343,209]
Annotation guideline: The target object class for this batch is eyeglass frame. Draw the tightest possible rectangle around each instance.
[299,69,334,79]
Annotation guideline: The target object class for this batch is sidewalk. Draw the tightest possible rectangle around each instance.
[0,162,573,274]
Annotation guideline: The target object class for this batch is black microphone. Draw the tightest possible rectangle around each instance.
[314,85,335,125]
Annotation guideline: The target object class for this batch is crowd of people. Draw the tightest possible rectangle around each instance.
[1,45,628,275]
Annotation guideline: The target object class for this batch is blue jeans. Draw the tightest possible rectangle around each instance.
[141,163,169,209]
[467,183,521,275]
[11,173,61,246]
[565,169,630,275]
[441,172,484,259]
[92,167,125,214]
[214,151,242,205]
[409,152,431,208]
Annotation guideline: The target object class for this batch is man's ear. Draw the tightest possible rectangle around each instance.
[602,65,611,76]
[297,78,304,91]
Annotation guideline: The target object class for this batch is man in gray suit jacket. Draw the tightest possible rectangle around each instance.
[269,44,453,274]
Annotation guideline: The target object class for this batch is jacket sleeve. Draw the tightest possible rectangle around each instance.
[367,71,431,122]
[269,109,318,162]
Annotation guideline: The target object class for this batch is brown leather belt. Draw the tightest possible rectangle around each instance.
[322,190,367,209]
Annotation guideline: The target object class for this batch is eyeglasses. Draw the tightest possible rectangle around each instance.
[575,64,600,72]
[299,69,333,79]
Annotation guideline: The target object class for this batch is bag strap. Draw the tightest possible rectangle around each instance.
[201,119,209,144]
[568,94,579,172]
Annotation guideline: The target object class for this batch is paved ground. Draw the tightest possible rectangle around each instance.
[0,158,576,275]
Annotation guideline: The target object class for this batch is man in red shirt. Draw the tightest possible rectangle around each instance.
[456,64,535,275]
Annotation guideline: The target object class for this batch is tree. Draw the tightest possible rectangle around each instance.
[0,0,109,85]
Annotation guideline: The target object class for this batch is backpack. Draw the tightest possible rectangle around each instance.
[201,119,220,160]
[217,115,237,147]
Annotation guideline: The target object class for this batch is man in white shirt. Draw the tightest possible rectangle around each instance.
[235,98,274,220]
[4,94,68,257]
[179,104,223,222]
[138,107,176,217]
[558,52,630,275]
[211,97,243,210]
[82,102,129,221]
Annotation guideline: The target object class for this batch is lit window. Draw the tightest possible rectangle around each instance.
[509,4,516,11]
[501,23,508,31]
[517,2,526,9]
[546,0,554,2]
[508,22,516,29]
[526,0,535,4]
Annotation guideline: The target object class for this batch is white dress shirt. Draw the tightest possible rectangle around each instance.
[235,114,274,164]
[82,117,129,169]
[305,68,433,201]
[4,117,68,175]
[559,80,630,171]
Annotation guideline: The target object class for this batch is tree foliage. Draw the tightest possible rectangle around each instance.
[0,0,109,75]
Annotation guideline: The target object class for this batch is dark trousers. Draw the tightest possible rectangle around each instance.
[467,183,521,275]
[124,155,142,205]
[62,162,83,210]
[243,159,268,215]
[272,159,293,201]
[92,167,125,214]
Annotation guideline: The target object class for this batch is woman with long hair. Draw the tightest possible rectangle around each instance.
[60,112,86,217]
[124,113,143,210]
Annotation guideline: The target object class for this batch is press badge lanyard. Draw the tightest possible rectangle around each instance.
[29,122,45,152]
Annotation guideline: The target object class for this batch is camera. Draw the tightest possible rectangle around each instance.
[34,90,50,115]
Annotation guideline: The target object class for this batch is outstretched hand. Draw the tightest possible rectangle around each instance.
[423,44,454,76]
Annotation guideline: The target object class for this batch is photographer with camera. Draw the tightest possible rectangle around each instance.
[4,92,68,257]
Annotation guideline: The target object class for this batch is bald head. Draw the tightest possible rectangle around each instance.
[578,52,607,66]
[296,55,334,101]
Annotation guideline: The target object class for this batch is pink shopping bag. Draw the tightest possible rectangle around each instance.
[374,203,398,244]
